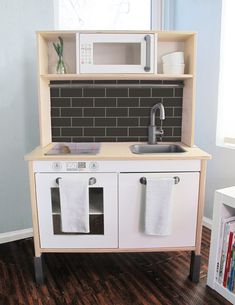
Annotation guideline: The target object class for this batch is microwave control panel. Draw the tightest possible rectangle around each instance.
[80,44,92,65]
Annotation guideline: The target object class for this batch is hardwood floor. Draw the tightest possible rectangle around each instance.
[0,227,232,305]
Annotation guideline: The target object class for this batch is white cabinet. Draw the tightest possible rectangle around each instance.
[207,187,235,304]
[119,172,200,248]
[35,172,118,249]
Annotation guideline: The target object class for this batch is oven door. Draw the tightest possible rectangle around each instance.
[77,33,155,73]
[35,173,118,249]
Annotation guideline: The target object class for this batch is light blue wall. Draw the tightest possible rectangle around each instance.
[174,0,235,219]
[0,1,54,232]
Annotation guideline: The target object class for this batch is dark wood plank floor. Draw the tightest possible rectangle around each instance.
[0,227,232,305]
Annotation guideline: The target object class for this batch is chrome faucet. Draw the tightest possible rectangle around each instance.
[148,103,165,144]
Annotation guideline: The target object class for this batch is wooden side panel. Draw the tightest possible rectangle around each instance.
[181,34,197,147]
[181,78,195,146]
[38,77,51,147]
[195,160,207,255]
[28,162,41,257]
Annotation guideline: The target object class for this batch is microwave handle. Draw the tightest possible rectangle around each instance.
[144,35,151,72]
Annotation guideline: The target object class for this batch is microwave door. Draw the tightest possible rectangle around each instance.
[78,34,155,74]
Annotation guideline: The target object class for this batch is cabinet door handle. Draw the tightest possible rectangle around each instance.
[55,177,96,185]
[144,35,151,72]
[140,176,180,185]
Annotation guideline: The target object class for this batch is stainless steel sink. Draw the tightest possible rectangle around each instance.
[130,144,186,154]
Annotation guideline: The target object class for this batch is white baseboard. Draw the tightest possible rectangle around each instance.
[0,228,33,244]
[203,216,212,230]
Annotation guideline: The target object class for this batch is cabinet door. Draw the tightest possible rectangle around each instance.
[35,173,118,249]
[119,172,199,248]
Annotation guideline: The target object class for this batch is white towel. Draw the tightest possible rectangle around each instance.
[144,177,174,236]
[59,177,90,233]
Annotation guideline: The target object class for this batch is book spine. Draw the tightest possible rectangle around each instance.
[219,223,230,284]
[223,231,234,287]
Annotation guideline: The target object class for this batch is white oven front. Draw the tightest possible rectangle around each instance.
[35,172,118,249]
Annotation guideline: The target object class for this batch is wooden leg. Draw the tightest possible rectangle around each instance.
[34,255,45,284]
[188,251,201,283]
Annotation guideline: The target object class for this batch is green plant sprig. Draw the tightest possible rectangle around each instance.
[53,36,64,57]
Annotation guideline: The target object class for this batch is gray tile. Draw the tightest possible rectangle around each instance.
[52,137,72,142]
[61,128,83,136]
[51,108,60,117]
[72,137,94,142]
[95,118,116,126]
[129,88,151,97]
[174,107,183,117]
[163,98,183,107]
[175,88,183,97]
[83,88,105,97]
[51,98,70,107]
[106,128,128,136]
[61,88,82,97]
[61,108,82,117]
[140,98,161,107]
[173,127,182,136]
[117,98,139,107]
[117,137,139,142]
[72,118,93,126]
[52,127,60,136]
[162,136,181,142]
[50,88,60,97]
[94,98,116,107]
[152,88,174,97]
[129,128,148,137]
[72,98,93,107]
[163,118,182,127]
[84,128,105,136]
[106,88,128,97]
[117,118,138,126]
[51,118,71,126]
[106,108,128,117]
[84,108,105,117]
[94,137,117,142]
[129,108,150,117]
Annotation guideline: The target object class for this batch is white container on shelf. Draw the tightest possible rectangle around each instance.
[163,64,185,74]
[162,51,184,65]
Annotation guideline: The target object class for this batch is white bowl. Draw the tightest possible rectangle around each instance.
[162,52,184,65]
[163,64,185,75]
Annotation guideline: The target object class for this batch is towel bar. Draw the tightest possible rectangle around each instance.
[140,176,180,185]
[55,177,97,185]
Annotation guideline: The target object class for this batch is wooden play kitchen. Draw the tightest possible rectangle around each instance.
[25,30,211,284]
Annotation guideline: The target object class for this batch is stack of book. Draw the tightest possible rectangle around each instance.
[216,216,235,292]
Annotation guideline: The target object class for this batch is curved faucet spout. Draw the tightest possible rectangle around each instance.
[148,103,165,144]
[150,103,165,126]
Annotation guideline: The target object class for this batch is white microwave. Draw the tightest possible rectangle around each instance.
[76,33,155,74]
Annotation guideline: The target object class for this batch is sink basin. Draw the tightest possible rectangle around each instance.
[130,144,186,154]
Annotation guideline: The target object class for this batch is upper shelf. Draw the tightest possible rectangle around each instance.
[40,73,193,81]
[37,30,196,79]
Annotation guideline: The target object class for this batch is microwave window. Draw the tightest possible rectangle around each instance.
[93,43,141,65]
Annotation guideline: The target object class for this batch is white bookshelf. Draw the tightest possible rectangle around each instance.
[207,186,235,304]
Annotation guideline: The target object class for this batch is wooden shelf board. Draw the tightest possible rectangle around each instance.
[41,73,193,81]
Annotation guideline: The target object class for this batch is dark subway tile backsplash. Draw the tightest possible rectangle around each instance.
[50,80,183,142]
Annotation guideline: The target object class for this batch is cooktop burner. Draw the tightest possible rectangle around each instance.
[45,143,101,155]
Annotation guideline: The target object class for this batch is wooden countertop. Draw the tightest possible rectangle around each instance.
[25,142,211,161]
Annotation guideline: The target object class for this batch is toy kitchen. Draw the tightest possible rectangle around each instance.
[25,30,211,284]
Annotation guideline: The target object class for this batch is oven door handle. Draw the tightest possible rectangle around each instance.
[55,177,97,185]
[144,35,151,72]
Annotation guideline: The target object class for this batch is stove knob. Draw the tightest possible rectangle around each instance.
[89,161,99,171]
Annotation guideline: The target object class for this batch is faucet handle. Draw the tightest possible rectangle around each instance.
[155,128,164,136]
